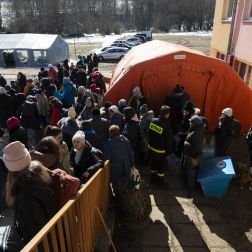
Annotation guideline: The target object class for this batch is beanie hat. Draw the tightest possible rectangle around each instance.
[189,115,203,126]
[92,107,100,116]
[222,107,232,117]
[109,105,118,114]
[91,73,99,81]
[183,101,195,114]
[90,83,97,91]
[118,99,126,107]
[27,95,36,102]
[72,131,85,143]
[48,64,53,68]
[7,117,20,129]
[124,107,136,120]
[3,141,31,172]
[68,106,76,119]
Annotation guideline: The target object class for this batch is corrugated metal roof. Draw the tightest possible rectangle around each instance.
[0,33,58,50]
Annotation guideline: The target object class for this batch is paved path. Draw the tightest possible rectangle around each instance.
[114,172,252,252]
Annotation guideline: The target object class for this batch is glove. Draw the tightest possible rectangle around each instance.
[82,172,89,178]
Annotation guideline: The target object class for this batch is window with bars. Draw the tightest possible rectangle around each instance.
[245,66,252,85]
[249,2,252,17]
[239,62,246,79]
[223,0,234,19]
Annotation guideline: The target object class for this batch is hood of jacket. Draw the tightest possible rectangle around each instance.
[11,167,52,196]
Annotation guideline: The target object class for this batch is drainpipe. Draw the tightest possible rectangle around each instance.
[226,0,238,62]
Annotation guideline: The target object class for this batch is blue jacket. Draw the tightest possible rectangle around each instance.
[54,78,75,107]
[104,136,134,184]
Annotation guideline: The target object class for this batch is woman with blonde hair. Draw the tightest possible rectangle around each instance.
[45,125,73,175]
[4,141,58,244]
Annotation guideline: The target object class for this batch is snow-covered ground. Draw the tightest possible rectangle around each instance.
[155,31,212,37]
[64,32,134,45]
[64,31,212,45]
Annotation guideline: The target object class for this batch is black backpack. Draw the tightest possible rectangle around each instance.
[231,119,241,138]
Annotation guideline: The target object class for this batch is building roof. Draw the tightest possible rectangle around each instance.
[0,33,59,50]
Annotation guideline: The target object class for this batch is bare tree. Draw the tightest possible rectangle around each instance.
[5,0,215,34]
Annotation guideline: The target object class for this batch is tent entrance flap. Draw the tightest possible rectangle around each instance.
[2,50,15,68]
[141,62,212,113]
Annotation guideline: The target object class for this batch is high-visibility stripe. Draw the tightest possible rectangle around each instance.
[157,173,165,177]
[150,169,157,173]
[148,145,165,154]
[149,123,163,134]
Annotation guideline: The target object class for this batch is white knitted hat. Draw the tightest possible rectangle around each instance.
[3,141,31,172]
[109,105,118,114]
[222,108,233,117]
[72,131,85,143]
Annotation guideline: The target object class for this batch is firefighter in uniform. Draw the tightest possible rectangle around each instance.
[148,105,173,187]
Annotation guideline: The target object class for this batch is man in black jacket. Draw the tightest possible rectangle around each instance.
[148,105,173,187]
[89,108,109,150]
[183,115,205,196]
[215,108,236,156]
[76,66,87,88]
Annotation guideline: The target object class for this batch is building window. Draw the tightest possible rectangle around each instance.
[234,60,239,72]
[243,1,252,20]
[239,62,246,79]
[249,2,252,18]
[245,66,252,84]
[220,53,226,60]
[224,0,234,19]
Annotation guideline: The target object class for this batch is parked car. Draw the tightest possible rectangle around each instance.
[96,47,128,61]
[134,34,146,43]
[136,31,152,40]
[98,46,114,52]
[114,40,136,46]
[110,42,132,49]
[126,37,142,46]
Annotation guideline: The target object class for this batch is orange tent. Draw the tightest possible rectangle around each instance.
[104,40,252,132]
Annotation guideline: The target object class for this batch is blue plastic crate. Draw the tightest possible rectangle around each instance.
[197,156,235,197]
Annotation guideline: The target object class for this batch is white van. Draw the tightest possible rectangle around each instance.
[136,31,152,40]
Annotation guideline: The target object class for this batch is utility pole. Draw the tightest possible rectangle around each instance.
[73,21,84,59]
[226,0,238,63]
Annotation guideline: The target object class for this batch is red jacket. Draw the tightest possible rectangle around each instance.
[51,107,61,126]
[48,67,57,82]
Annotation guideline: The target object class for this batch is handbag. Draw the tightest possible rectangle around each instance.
[0,225,24,252]
[46,168,81,208]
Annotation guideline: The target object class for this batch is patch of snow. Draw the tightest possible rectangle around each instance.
[64,31,212,46]
[64,32,135,45]
[155,31,212,37]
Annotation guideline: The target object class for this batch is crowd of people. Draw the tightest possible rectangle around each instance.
[0,59,244,247]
